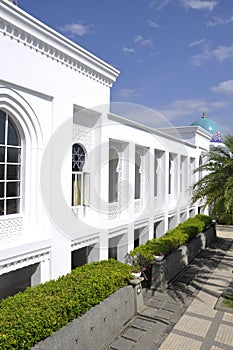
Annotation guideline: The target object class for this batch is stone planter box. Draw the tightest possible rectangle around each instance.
[150,223,216,290]
[32,279,145,350]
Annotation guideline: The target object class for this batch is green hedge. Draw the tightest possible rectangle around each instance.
[0,259,133,350]
[130,214,212,264]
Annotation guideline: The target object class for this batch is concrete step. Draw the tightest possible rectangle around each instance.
[108,316,167,350]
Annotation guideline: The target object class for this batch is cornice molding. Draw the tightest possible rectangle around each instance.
[71,233,99,250]
[0,17,116,87]
[108,225,128,237]
[134,219,149,229]
[0,249,50,275]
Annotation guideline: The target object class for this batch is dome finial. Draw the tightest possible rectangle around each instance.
[202,111,207,118]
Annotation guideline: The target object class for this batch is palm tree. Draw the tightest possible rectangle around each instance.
[192,135,233,224]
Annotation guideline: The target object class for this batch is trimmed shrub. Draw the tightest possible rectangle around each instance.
[0,259,132,350]
[182,217,205,232]
[177,224,199,239]
[195,214,212,227]
[130,214,211,263]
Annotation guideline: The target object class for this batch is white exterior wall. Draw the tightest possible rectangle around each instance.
[0,0,211,298]
[0,0,118,291]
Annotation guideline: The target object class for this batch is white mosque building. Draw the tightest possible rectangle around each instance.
[0,0,222,298]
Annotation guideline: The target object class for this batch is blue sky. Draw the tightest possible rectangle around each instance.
[19,0,233,135]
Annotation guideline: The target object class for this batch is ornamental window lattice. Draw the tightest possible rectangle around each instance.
[72,143,86,172]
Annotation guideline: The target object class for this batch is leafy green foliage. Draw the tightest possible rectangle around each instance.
[0,259,132,350]
[130,214,211,263]
[192,135,233,224]
[195,214,212,227]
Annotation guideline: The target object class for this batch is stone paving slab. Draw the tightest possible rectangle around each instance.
[166,289,191,303]
[171,281,200,294]
[186,294,217,318]
[110,337,135,350]
[156,333,203,350]
[122,327,145,342]
[174,314,212,337]
[130,317,154,331]
[106,235,233,350]
[223,313,233,323]
[133,321,167,350]
[148,290,188,304]
[177,275,194,283]
[155,236,233,350]
[215,324,233,347]
[161,302,181,313]
[141,307,174,321]
[147,298,164,308]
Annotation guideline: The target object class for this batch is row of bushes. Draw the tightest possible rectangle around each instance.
[0,259,133,350]
[130,214,212,263]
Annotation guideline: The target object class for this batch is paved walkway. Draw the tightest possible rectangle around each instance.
[106,227,233,350]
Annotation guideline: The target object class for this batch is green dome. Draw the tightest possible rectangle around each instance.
[191,113,222,142]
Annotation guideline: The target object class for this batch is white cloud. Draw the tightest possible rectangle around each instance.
[147,19,160,28]
[117,88,141,98]
[213,45,233,61]
[189,38,205,47]
[134,35,153,46]
[122,46,135,54]
[212,80,233,95]
[207,15,233,27]
[150,51,160,56]
[182,0,218,11]
[158,98,207,120]
[149,0,170,11]
[157,98,230,121]
[191,45,233,66]
[190,47,211,66]
[60,23,93,36]
[134,35,143,43]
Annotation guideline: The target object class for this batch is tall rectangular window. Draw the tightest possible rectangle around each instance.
[168,154,172,195]
[135,152,141,200]
[109,148,119,203]
[154,151,158,197]
[190,157,195,187]
[180,156,187,193]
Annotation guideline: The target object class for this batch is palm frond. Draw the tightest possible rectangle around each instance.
[192,136,233,224]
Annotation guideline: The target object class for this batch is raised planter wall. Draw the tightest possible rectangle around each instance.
[32,284,139,350]
[32,225,216,349]
[151,224,216,289]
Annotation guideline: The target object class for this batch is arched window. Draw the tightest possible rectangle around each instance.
[109,148,119,203]
[0,110,21,215]
[72,143,87,206]
[135,152,141,200]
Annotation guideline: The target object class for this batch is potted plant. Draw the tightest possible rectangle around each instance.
[153,252,164,261]
[126,253,148,279]
[131,265,142,279]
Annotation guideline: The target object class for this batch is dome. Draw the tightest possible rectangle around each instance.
[191,112,222,143]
